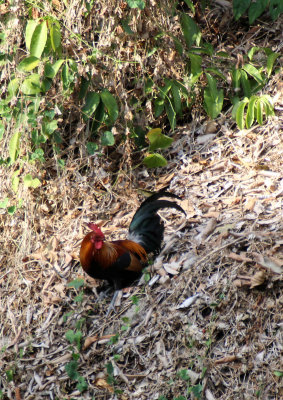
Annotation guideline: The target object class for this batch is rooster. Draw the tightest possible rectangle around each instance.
[80,191,185,314]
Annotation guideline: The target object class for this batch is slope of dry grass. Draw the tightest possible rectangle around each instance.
[0,1,282,399]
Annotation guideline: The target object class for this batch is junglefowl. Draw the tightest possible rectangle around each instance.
[80,191,185,313]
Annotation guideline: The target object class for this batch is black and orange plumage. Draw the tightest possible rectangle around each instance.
[80,191,185,313]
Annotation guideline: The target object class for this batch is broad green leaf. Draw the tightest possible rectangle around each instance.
[18,56,40,72]
[101,131,115,146]
[42,120,58,136]
[165,99,176,130]
[0,122,4,140]
[248,0,268,24]
[232,68,242,91]
[235,98,249,129]
[173,36,183,55]
[25,20,37,51]
[154,97,165,118]
[0,198,9,208]
[44,59,64,79]
[147,128,173,151]
[12,169,20,193]
[247,47,261,61]
[82,91,100,120]
[7,206,16,215]
[91,101,105,133]
[203,73,224,119]
[121,18,134,34]
[266,51,279,77]
[30,21,48,58]
[189,53,202,85]
[143,153,167,168]
[180,14,201,48]
[62,63,69,90]
[205,67,227,82]
[246,96,258,128]
[269,0,283,20]
[9,131,21,163]
[21,74,41,95]
[100,90,119,124]
[126,0,145,9]
[159,80,172,99]
[260,95,274,116]
[240,70,251,97]
[7,78,19,98]
[256,100,263,124]
[233,0,251,20]
[86,141,98,154]
[23,174,41,188]
[242,64,264,84]
[50,20,61,53]
[67,278,85,289]
[171,82,182,114]
[183,0,195,13]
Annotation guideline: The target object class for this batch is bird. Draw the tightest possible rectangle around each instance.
[79,190,186,314]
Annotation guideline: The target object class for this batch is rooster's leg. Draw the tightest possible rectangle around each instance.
[105,289,121,316]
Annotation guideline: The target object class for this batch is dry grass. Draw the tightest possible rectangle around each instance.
[0,1,282,399]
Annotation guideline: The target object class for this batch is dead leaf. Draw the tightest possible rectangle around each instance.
[250,271,266,288]
[252,253,283,274]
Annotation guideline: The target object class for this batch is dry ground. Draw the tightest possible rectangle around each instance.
[0,1,282,399]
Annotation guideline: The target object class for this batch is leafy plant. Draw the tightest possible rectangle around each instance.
[233,0,283,23]
[143,128,173,168]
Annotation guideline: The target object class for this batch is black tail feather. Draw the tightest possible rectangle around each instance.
[129,191,186,253]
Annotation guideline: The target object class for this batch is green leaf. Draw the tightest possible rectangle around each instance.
[18,56,40,72]
[256,99,263,124]
[42,120,58,136]
[248,0,268,24]
[65,360,79,380]
[203,73,224,119]
[269,0,283,20]
[30,21,48,58]
[205,67,227,82]
[189,53,202,85]
[100,90,119,124]
[25,20,37,51]
[68,278,85,289]
[82,92,101,120]
[260,95,274,116]
[101,131,115,146]
[242,64,264,84]
[91,101,105,134]
[65,329,75,344]
[0,122,4,140]
[165,99,176,130]
[126,0,145,9]
[232,68,242,91]
[44,59,64,79]
[77,375,88,393]
[121,18,134,34]
[154,97,165,117]
[23,174,41,188]
[233,0,251,20]
[266,51,280,77]
[143,153,167,168]
[7,206,16,215]
[12,169,20,193]
[273,370,283,378]
[235,98,249,129]
[171,82,182,115]
[246,96,258,128]
[147,128,173,151]
[247,46,261,61]
[86,141,98,155]
[0,198,9,208]
[9,131,21,163]
[180,14,201,48]
[21,74,41,95]
[50,20,61,53]
[240,70,251,97]
[7,78,19,98]
[183,0,195,13]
